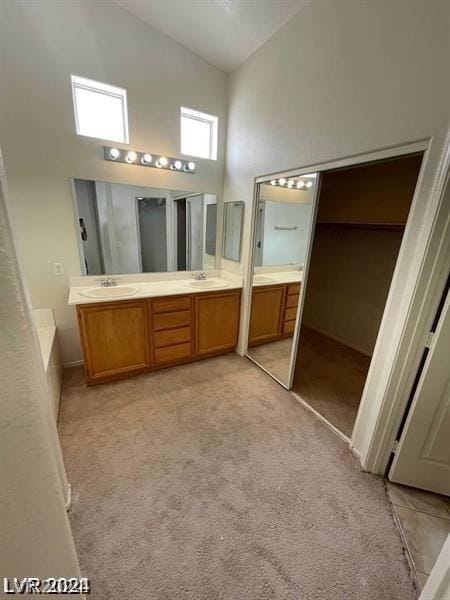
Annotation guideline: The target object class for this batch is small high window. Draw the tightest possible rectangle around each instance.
[180,107,218,160]
[71,75,129,143]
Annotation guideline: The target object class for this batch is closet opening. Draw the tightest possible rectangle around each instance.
[292,153,424,438]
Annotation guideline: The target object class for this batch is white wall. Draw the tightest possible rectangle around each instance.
[0,167,80,585]
[223,0,450,347]
[261,201,313,266]
[302,228,403,356]
[0,0,227,364]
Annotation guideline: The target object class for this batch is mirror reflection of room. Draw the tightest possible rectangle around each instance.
[73,179,217,275]
[293,154,423,437]
[222,201,244,262]
[247,174,317,385]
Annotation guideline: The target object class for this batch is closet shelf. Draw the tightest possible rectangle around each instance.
[316,221,405,232]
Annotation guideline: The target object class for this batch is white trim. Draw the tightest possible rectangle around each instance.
[65,483,72,512]
[63,360,84,368]
[71,75,129,144]
[180,106,218,160]
[356,134,450,475]
[255,139,428,184]
[418,535,450,600]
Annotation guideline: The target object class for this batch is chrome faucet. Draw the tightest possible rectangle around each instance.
[194,272,207,281]
[99,277,117,287]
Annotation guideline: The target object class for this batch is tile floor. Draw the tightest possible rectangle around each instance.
[387,482,450,590]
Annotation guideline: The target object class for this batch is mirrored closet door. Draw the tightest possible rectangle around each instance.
[246,172,320,387]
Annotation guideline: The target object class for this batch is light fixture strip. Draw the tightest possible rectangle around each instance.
[103,146,196,173]
[269,177,313,189]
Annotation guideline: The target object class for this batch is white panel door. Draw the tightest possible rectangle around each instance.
[389,289,450,495]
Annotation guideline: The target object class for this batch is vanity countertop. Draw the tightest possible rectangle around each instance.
[252,270,302,286]
[68,272,243,306]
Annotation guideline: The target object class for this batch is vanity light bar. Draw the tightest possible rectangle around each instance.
[103,146,196,173]
[269,178,313,189]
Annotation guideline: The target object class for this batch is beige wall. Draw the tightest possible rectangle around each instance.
[0,0,227,364]
[0,168,80,588]
[302,228,403,356]
[223,0,450,352]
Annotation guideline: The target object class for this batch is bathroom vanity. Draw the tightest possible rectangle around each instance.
[71,280,241,385]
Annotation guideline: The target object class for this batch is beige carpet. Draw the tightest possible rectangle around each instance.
[294,327,371,437]
[59,354,416,600]
[248,338,293,384]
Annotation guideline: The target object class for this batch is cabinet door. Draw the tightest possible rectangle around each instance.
[195,291,240,356]
[78,301,150,382]
[249,286,285,345]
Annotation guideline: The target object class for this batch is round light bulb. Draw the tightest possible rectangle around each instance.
[270,180,277,186]
[109,148,120,160]
[125,151,137,163]
[306,180,313,188]
[297,180,306,189]
[159,156,168,167]
[188,161,195,171]
[141,153,152,165]
[287,179,295,187]
[278,178,286,186]
[174,160,183,170]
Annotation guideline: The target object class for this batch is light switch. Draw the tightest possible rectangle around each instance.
[53,262,64,276]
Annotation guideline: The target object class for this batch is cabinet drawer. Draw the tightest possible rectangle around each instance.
[154,342,192,364]
[284,307,298,322]
[283,320,296,334]
[287,283,301,296]
[286,294,299,309]
[152,296,191,314]
[154,326,191,348]
[153,310,191,331]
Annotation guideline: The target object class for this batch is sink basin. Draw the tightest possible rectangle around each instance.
[80,286,138,299]
[185,279,229,290]
[253,275,276,284]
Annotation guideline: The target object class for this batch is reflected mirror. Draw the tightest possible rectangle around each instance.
[222,201,244,261]
[73,179,217,275]
[246,173,318,386]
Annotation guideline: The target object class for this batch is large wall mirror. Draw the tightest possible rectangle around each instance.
[246,173,319,386]
[73,179,217,275]
[222,201,244,261]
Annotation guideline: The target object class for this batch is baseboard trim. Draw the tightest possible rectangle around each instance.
[291,391,351,445]
[65,483,72,511]
[63,360,84,368]
[303,324,372,358]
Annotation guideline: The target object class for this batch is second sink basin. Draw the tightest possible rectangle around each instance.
[185,279,229,290]
[253,274,276,284]
[80,286,138,299]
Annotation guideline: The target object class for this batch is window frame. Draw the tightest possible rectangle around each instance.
[180,106,218,161]
[71,75,129,144]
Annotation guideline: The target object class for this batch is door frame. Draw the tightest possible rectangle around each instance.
[243,135,450,475]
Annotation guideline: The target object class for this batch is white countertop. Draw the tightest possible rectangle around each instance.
[252,270,302,286]
[68,271,243,306]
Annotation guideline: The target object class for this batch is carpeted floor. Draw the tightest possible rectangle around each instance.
[293,327,371,437]
[59,354,416,600]
[248,338,293,384]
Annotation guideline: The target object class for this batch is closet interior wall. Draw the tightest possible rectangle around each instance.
[293,154,423,437]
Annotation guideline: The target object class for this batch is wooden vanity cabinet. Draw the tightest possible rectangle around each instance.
[248,282,300,346]
[76,300,151,383]
[195,291,241,355]
[77,289,241,385]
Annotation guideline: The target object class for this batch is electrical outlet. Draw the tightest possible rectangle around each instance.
[53,262,64,276]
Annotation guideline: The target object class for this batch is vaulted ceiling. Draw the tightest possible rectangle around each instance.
[114,0,309,73]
